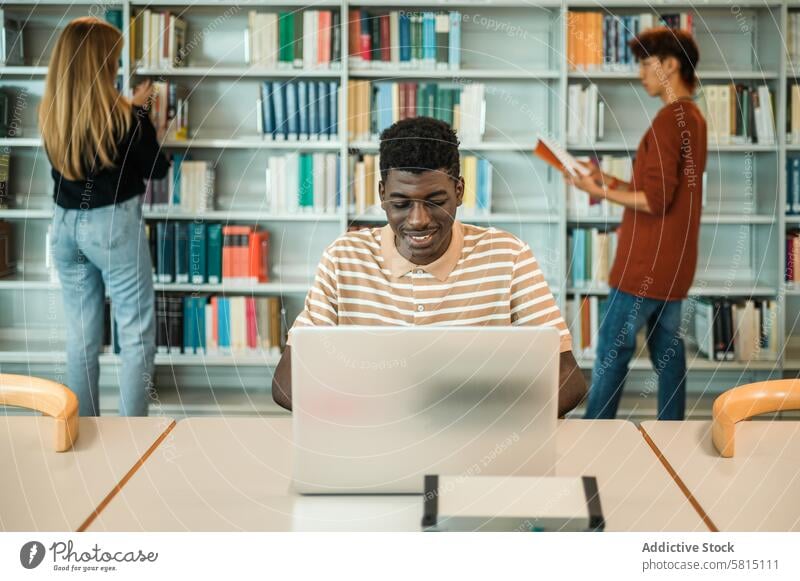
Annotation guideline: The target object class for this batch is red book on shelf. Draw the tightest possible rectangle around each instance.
[248,230,270,283]
[398,82,407,120]
[348,10,361,57]
[222,226,252,282]
[379,14,390,61]
[408,82,417,118]
[318,11,332,65]
[246,297,258,350]
[360,33,371,61]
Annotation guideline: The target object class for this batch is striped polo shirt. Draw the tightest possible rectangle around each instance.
[289,220,572,352]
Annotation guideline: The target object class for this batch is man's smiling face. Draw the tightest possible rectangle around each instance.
[379,168,464,265]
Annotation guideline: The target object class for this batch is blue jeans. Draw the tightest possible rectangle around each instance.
[50,195,156,416]
[584,288,686,420]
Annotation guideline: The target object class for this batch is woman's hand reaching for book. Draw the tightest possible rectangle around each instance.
[131,79,155,109]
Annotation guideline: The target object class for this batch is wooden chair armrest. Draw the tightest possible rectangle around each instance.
[0,374,79,452]
[712,380,800,457]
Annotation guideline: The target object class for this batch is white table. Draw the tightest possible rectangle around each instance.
[1,416,175,531]
[641,420,800,531]
[88,418,707,531]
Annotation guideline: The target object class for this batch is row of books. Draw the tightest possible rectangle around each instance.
[247,10,341,69]
[149,81,189,141]
[699,84,776,145]
[565,156,630,220]
[258,80,339,141]
[348,10,461,70]
[144,157,215,213]
[266,152,340,214]
[693,298,778,362]
[146,222,269,285]
[103,295,283,356]
[786,230,800,282]
[566,84,604,145]
[0,9,23,66]
[567,12,693,71]
[567,296,778,362]
[348,80,485,142]
[0,87,23,138]
[347,153,492,217]
[568,228,618,288]
[131,10,187,69]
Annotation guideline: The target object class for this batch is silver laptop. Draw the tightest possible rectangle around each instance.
[290,326,560,494]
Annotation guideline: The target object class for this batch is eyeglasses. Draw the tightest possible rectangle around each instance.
[380,198,456,220]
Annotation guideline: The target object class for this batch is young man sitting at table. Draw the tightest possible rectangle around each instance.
[272,116,587,416]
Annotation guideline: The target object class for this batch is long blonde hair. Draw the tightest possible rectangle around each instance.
[39,17,131,181]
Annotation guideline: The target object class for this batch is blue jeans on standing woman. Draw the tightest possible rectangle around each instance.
[584,287,686,420]
[50,195,155,416]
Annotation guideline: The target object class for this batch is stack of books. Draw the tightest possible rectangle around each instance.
[147,222,269,286]
[130,10,188,68]
[566,156,630,220]
[567,227,618,288]
[567,84,603,145]
[460,155,493,217]
[266,152,340,214]
[258,80,339,140]
[0,9,24,66]
[787,12,800,65]
[149,81,189,140]
[247,10,341,69]
[348,10,461,70]
[145,157,215,213]
[348,80,485,142]
[699,84,775,145]
[567,11,693,71]
[348,152,380,215]
[693,298,778,362]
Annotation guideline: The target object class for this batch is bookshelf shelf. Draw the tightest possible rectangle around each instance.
[350,140,540,152]
[349,69,561,80]
[568,214,777,225]
[0,66,49,76]
[162,136,342,150]
[134,66,342,78]
[0,348,279,367]
[0,276,312,294]
[0,208,342,222]
[568,70,780,81]
[568,142,779,152]
[567,284,778,297]
[576,354,779,372]
[0,138,42,147]
[348,212,559,224]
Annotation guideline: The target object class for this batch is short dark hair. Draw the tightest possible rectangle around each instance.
[378,117,460,181]
[629,26,700,90]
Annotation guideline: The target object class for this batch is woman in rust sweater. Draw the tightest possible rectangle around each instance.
[566,27,707,420]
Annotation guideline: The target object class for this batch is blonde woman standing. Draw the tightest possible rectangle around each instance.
[40,17,168,416]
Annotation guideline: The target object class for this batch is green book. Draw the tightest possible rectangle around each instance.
[411,15,421,64]
[188,222,207,284]
[299,154,314,209]
[278,12,291,64]
[417,83,427,117]
[294,12,303,66]
[206,223,223,284]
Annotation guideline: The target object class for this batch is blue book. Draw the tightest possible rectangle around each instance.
[297,80,309,139]
[174,222,189,283]
[328,81,338,139]
[572,229,585,286]
[793,157,800,214]
[286,81,299,140]
[261,81,275,137]
[477,158,492,213]
[188,222,206,284]
[273,82,287,140]
[449,12,461,69]
[308,81,319,138]
[400,13,411,63]
[170,153,183,207]
[156,221,175,283]
[603,15,612,67]
[217,298,231,350]
[318,81,329,139]
[195,297,206,353]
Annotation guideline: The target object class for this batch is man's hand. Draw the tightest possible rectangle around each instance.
[131,79,155,108]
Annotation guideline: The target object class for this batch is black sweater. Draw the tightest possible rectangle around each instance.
[51,105,169,209]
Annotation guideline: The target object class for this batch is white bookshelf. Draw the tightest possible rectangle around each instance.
[1,0,798,416]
